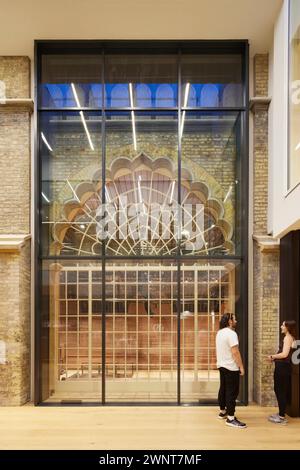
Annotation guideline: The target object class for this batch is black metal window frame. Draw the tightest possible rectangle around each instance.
[34,40,249,406]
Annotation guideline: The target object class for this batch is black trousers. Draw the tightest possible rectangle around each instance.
[218,367,240,416]
[274,362,291,417]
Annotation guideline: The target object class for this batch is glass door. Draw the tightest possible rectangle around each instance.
[41,261,102,403]
[180,261,239,403]
[105,261,178,403]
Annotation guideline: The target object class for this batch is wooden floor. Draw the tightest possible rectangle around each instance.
[0,404,300,450]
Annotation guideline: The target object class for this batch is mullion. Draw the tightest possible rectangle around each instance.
[177,48,182,405]
[37,107,246,113]
[101,49,106,405]
[40,255,244,261]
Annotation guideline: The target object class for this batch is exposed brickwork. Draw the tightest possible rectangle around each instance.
[0,240,31,405]
[0,51,280,407]
[0,56,31,405]
[253,108,268,234]
[0,56,30,99]
[0,107,30,234]
[252,54,279,406]
[46,125,236,256]
[253,244,279,405]
[49,127,235,201]
[254,55,269,97]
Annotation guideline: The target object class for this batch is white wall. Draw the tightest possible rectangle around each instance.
[269,0,300,238]
[0,0,283,60]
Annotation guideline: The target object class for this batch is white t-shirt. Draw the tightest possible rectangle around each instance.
[216,327,239,371]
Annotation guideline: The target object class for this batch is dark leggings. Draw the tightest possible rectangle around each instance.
[218,367,240,416]
[274,362,291,417]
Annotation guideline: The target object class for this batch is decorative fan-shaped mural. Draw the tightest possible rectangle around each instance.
[50,154,234,256]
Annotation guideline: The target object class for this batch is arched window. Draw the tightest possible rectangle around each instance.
[200,84,219,107]
[110,84,130,107]
[222,83,242,107]
[135,84,152,107]
[187,84,197,107]
[89,84,102,108]
[155,84,174,107]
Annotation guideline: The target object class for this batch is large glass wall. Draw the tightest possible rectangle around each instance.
[36,42,248,404]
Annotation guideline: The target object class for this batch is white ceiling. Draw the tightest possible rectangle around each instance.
[0,0,283,59]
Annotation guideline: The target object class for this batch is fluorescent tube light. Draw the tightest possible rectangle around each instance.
[79,111,95,151]
[180,83,190,139]
[41,132,53,152]
[129,83,137,151]
[169,181,175,204]
[41,191,50,203]
[71,82,95,151]
[223,184,233,203]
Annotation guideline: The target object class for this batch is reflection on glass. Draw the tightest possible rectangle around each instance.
[180,112,241,255]
[40,54,103,108]
[40,260,102,403]
[289,0,300,189]
[37,45,247,404]
[105,55,178,107]
[40,111,102,256]
[105,112,178,255]
[181,54,243,107]
[180,260,239,403]
[106,260,178,403]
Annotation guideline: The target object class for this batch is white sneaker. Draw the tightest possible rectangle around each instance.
[268,415,288,425]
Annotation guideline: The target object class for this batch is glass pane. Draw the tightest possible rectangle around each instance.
[289,0,300,189]
[105,55,178,107]
[40,54,103,108]
[181,54,243,108]
[180,259,241,404]
[105,260,178,403]
[40,111,102,256]
[180,111,241,255]
[104,111,178,255]
[39,260,102,403]
[37,44,247,405]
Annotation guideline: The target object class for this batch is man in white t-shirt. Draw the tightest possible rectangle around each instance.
[216,313,246,428]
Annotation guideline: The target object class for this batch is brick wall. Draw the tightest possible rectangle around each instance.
[0,240,31,405]
[252,54,279,406]
[0,107,30,234]
[44,123,236,256]
[0,56,31,405]
[0,57,30,99]
[253,108,268,234]
[253,244,279,405]
[253,55,269,97]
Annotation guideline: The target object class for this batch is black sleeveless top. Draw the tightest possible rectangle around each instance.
[275,339,296,364]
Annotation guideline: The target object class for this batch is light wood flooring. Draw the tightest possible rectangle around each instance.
[0,404,299,450]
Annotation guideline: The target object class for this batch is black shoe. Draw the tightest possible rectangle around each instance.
[218,411,227,419]
[225,418,247,428]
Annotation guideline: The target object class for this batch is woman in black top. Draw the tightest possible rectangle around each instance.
[268,320,297,425]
